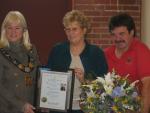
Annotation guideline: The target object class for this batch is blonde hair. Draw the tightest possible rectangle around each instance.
[63,10,91,33]
[0,11,32,50]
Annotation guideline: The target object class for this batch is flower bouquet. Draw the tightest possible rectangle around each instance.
[80,72,141,113]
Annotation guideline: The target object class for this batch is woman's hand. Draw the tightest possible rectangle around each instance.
[74,68,84,83]
[23,103,35,113]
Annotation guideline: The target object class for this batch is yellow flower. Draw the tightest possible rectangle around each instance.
[112,105,118,111]
[122,99,128,104]
[136,96,141,101]
[87,97,93,102]
[114,97,119,102]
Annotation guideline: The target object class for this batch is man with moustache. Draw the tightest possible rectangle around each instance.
[105,13,150,113]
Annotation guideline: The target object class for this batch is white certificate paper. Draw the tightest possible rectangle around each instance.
[38,69,73,111]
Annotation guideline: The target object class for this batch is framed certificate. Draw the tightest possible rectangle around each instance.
[36,68,75,112]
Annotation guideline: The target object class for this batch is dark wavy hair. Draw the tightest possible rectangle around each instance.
[109,13,136,36]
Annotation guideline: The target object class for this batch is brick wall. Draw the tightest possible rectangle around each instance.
[72,0,141,48]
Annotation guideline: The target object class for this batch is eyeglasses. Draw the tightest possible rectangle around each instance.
[64,27,81,33]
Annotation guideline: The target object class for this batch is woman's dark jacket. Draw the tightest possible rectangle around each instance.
[47,41,108,78]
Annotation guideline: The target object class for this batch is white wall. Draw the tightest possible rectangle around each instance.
[142,0,150,48]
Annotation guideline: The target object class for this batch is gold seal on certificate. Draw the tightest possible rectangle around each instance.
[41,97,47,103]
[37,68,74,112]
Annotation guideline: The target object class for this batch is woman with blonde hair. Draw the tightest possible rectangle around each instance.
[0,11,40,113]
[47,10,108,113]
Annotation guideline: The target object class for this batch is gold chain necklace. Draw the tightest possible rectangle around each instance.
[0,48,34,73]
[0,48,35,86]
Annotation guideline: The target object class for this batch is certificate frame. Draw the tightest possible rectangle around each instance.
[35,68,75,112]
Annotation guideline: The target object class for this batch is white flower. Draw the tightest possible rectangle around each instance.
[130,80,139,87]
[120,81,126,92]
[82,84,95,97]
[123,104,134,110]
[125,80,139,91]
[96,77,105,84]
[104,85,113,95]
[100,92,107,101]
[105,72,114,86]
[96,73,115,95]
